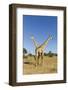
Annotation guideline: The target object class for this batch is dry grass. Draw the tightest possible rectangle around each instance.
[23,56,57,75]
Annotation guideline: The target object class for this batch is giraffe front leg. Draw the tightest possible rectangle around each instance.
[35,55,37,67]
[35,55,39,66]
[34,55,36,67]
[40,54,43,66]
[37,59,39,66]
[41,56,43,65]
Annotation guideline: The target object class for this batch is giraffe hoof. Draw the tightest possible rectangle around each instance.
[35,64,37,67]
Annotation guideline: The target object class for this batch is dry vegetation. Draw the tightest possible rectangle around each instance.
[23,56,57,75]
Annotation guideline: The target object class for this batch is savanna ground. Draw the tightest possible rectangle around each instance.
[23,56,57,75]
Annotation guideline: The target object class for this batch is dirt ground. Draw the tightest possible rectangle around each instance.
[23,56,57,75]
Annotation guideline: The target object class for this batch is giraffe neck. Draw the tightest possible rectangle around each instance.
[39,36,52,50]
[32,38,38,48]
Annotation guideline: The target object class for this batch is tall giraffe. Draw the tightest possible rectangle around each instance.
[31,35,52,66]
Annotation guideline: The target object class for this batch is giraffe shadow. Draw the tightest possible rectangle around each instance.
[24,61,35,66]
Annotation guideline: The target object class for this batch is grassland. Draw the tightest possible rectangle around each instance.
[23,56,57,75]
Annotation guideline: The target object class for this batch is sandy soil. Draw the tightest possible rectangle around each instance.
[23,56,57,75]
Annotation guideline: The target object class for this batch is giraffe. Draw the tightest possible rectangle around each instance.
[31,35,52,66]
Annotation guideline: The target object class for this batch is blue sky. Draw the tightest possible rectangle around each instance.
[23,15,57,54]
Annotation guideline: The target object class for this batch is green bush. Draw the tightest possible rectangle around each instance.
[28,53,32,56]
[44,53,47,56]
[48,51,53,57]
[23,48,27,55]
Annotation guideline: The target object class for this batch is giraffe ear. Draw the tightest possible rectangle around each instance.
[48,35,51,37]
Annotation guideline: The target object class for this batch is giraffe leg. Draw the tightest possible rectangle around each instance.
[35,53,40,66]
[41,55,43,65]
[34,55,36,66]
[37,54,40,65]
[40,54,43,65]
[34,55,37,66]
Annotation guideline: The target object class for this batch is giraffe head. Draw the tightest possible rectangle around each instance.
[31,36,34,40]
[48,35,53,40]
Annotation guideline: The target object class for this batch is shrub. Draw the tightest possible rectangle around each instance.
[23,48,27,55]
[48,51,53,57]
[28,53,32,56]
[44,53,47,56]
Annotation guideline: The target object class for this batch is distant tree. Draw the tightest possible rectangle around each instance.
[23,48,27,55]
[48,51,53,57]
[28,53,32,56]
[44,53,47,56]
[54,53,57,56]
[23,48,28,58]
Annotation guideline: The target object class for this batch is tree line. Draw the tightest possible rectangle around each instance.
[23,48,57,57]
